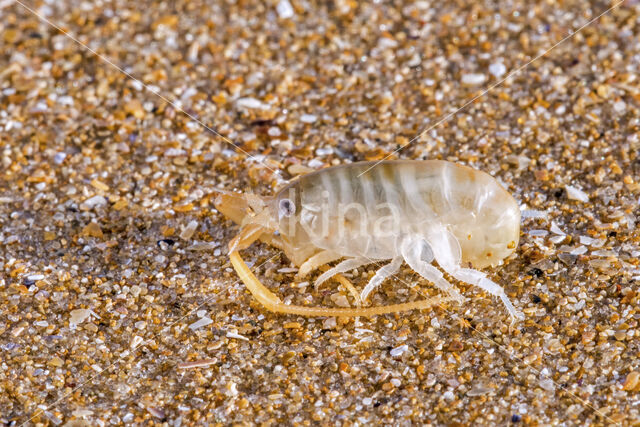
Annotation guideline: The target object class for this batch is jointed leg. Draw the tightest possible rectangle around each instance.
[298,250,342,278]
[297,252,361,306]
[230,249,453,317]
[333,274,362,307]
[227,227,454,318]
[440,266,524,322]
[315,257,372,288]
[400,237,465,304]
[426,229,524,322]
[360,257,403,302]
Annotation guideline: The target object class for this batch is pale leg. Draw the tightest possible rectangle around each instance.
[426,230,524,322]
[298,250,343,278]
[360,257,403,302]
[315,257,372,288]
[441,266,524,322]
[333,274,363,307]
[229,226,455,318]
[400,238,465,304]
[230,250,456,317]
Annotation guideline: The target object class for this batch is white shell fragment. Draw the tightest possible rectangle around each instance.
[180,220,199,240]
[564,185,589,202]
[489,62,507,77]
[461,73,486,86]
[81,195,107,210]
[276,0,294,19]
[236,97,270,110]
[226,330,249,341]
[550,222,566,235]
[69,308,99,326]
[188,317,213,330]
[188,241,219,251]
[300,114,317,123]
[131,335,144,349]
[390,344,408,357]
[521,209,547,219]
[53,152,67,164]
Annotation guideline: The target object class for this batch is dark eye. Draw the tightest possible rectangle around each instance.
[279,199,296,217]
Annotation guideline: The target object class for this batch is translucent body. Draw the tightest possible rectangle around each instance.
[274,160,520,269]
[217,160,524,321]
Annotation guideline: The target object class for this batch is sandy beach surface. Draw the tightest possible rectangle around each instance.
[1,0,639,425]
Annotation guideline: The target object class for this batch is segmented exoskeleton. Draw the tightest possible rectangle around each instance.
[217,160,523,321]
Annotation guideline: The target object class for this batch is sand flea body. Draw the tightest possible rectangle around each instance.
[216,160,524,321]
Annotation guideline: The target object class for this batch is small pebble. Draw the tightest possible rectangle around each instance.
[390,344,408,357]
[276,0,295,19]
[550,222,565,235]
[189,317,213,330]
[613,100,626,114]
[443,391,455,402]
[227,331,250,341]
[489,62,507,77]
[623,372,640,391]
[180,220,199,240]
[147,407,165,419]
[81,195,107,210]
[565,185,589,202]
[330,293,350,308]
[237,97,270,110]
[521,209,547,219]
[53,152,67,164]
[69,309,91,326]
[461,73,486,86]
[131,335,144,349]
[267,126,282,137]
[322,317,337,329]
[300,114,317,123]
[539,378,556,392]
[44,411,62,426]
[188,241,218,251]
[315,147,333,156]
[308,158,324,168]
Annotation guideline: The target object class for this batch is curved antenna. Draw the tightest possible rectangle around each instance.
[227,225,454,317]
[229,250,454,317]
